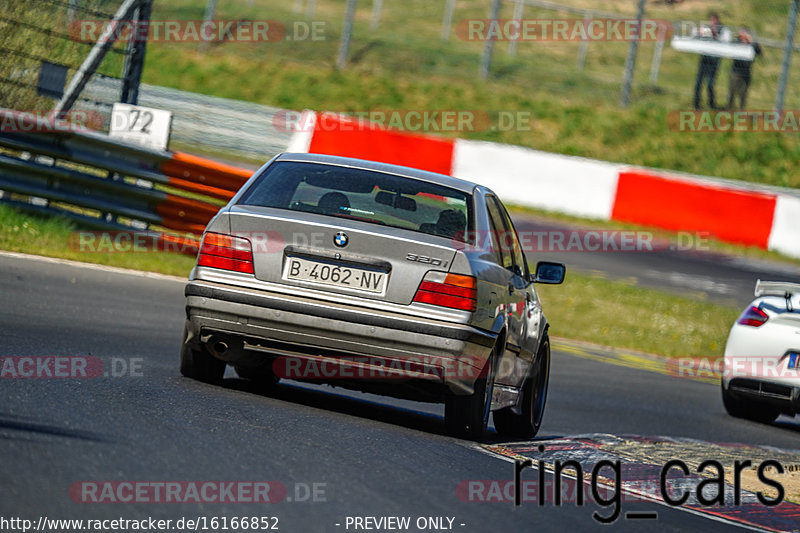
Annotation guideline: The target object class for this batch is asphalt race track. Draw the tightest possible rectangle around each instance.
[1,252,799,533]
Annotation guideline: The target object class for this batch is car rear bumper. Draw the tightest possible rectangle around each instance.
[184,280,497,395]
[725,378,800,414]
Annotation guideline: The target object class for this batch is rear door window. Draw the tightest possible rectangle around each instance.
[486,195,513,269]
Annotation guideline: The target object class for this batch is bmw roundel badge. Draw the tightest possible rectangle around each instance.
[334,232,349,248]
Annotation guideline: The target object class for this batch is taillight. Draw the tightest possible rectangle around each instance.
[737,306,769,327]
[413,273,477,312]
[197,232,254,274]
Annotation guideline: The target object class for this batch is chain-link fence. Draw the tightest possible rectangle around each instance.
[0,0,128,111]
[280,0,800,111]
[1,0,799,152]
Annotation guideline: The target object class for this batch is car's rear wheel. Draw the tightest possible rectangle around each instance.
[235,361,279,390]
[721,380,779,423]
[445,345,497,439]
[494,337,550,439]
[180,326,226,385]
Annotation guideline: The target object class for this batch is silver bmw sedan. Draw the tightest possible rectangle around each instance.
[181,153,564,439]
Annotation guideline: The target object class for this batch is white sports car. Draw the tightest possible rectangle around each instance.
[721,280,800,423]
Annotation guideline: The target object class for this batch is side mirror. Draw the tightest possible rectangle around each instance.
[531,261,566,285]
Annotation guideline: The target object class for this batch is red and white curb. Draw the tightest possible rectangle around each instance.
[286,111,800,259]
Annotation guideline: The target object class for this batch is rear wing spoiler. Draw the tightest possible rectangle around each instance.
[755,280,800,298]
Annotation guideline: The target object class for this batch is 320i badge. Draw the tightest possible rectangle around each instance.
[180,153,565,439]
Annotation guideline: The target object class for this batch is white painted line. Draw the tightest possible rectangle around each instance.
[0,250,187,282]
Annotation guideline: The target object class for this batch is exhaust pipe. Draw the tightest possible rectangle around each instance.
[212,341,229,355]
[206,335,241,360]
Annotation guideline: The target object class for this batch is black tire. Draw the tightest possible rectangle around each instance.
[494,337,550,439]
[721,381,779,423]
[234,361,279,390]
[180,326,226,385]
[445,345,497,439]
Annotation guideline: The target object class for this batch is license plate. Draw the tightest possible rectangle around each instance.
[283,257,388,294]
[789,352,799,370]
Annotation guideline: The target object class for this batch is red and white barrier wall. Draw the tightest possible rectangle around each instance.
[286,111,800,259]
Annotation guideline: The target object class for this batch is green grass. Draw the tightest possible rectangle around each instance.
[127,0,800,189]
[537,271,740,359]
[0,205,196,277]
[0,203,739,359]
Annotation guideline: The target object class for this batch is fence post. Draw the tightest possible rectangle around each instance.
[508,0,524,57]
[199,0,218,52]
[576,14,591,71]
[371,0,384,30]
[337,0,358,69]
[620,0,646,108]
[67,0,78,22]
[479,0,502,79]
[776,0,799,111]
[442,0,457,42]
[121,0,152,105]
[648,22,667,84]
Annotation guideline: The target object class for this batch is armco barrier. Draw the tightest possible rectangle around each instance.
[611,170,777,249]
[0,108,254,253]
[286,110,800,259]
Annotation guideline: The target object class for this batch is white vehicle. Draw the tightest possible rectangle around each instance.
[721,280,800,423]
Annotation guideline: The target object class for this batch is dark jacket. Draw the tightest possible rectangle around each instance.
[732,40,762,79]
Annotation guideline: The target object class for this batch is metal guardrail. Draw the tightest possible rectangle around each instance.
[75,76,294,161]
[0,107,254,253]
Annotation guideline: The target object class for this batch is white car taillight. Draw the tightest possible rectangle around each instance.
[736,306,769,327]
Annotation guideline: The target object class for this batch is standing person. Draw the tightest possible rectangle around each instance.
[693,13,724,110]
[728,28,762,110]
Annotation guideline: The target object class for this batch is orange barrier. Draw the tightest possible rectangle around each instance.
[162,151,253,192]
[158,233,200,255]
[157,195,222,225]
[166,176,237,201]
[307,112,456,176]
[611,170,777,248]
[157,152,254,238]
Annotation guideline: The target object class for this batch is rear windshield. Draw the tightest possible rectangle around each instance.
[237,161,473,242]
